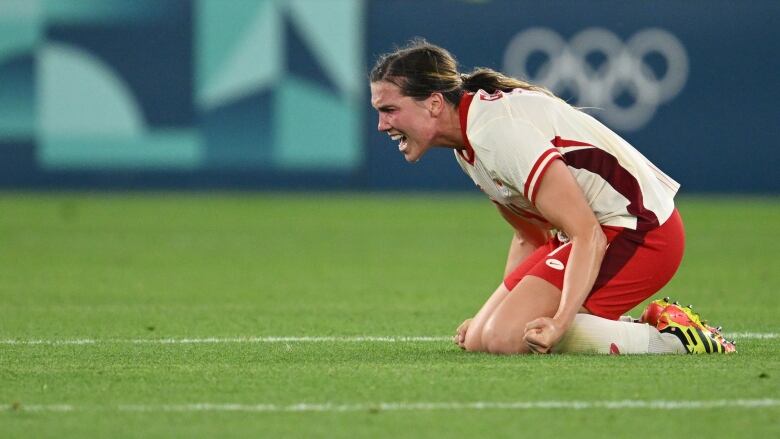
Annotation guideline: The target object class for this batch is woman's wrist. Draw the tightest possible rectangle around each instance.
[552,310,577,332]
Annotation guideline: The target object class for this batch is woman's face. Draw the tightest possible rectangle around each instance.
[370,81,438,163]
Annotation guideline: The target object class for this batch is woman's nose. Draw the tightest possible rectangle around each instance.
[377,115,390,132]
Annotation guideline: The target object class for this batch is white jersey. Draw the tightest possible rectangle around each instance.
[455,89,680,231]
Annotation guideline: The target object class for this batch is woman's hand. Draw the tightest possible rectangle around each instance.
[454,318,473,349]
[523,317,568,354]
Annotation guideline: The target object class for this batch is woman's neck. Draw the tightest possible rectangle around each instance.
[432,105,466,149]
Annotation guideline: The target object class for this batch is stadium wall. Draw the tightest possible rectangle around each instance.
[0,0,777,192]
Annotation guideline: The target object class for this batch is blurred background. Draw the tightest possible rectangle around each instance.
[0,0,778,193]
[1,5,778,433]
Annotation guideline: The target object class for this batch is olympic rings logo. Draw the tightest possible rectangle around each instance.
[502,27,688,131]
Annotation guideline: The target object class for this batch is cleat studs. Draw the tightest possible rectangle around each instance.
[687,304,693,309]
[673,301,680,306]
[716,326,722,332]
[663,297,671,302]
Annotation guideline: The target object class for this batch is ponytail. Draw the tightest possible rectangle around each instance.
[460,67,557,98]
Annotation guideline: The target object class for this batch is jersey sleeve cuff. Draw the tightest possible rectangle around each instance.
[524,148,563,204]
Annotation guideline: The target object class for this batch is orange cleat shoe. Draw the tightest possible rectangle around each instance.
[639,297,672,327]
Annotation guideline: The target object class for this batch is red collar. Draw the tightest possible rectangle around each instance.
[457,92,475,165]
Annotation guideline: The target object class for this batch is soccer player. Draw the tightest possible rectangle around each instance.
[369,39,735,355]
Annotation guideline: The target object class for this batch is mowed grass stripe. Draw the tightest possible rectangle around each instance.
[5,399,779,414]
[0,332,775,346]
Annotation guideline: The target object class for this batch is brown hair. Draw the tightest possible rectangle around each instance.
[370,38,557,106]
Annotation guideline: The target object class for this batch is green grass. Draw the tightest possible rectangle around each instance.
[1,193,778,438]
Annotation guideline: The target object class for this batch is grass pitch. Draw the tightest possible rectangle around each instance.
[1,193,778,438]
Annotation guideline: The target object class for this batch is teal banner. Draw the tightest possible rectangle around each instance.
[0,0,364,187]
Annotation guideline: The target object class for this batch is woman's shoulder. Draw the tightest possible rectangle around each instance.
[472,88,559,103]
[467,94,548,140]
[469,89,561,122]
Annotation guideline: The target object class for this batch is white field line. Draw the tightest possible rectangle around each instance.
[3,399,779,414]
[0,336,448,346]
[0,332,775,346]
[0,332,776,346]
[728,332,779,339]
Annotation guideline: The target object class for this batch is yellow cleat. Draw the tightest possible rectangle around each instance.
[656,303,736,354]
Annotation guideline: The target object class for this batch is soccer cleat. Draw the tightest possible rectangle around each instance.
[656,303,736,354]
[702,322,737,353]
[639,296,672,326]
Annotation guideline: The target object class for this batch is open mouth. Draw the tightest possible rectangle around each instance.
[389,133,408,152]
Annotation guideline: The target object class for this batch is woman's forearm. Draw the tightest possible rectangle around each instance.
[553,225,608,328]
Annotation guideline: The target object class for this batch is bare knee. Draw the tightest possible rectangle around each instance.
[481,322,531,355]
[462,324,486,352]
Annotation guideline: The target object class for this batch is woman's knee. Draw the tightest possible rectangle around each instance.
[462,323,486,352]
[481,320,531,355]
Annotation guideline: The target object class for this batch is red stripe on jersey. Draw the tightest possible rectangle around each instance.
[524,148,562,203]
[457,92,476,165]
[551,136,594,148]
[529,153,562,204]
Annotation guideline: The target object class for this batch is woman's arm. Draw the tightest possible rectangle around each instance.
[496,204,549,277]
[523,159,608,352]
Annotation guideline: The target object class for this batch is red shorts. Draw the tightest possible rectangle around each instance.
[503,209,685,320]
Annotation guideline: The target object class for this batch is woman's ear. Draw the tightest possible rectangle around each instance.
[428,92,445,116]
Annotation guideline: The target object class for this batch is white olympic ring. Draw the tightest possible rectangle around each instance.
[502,27,689,131]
